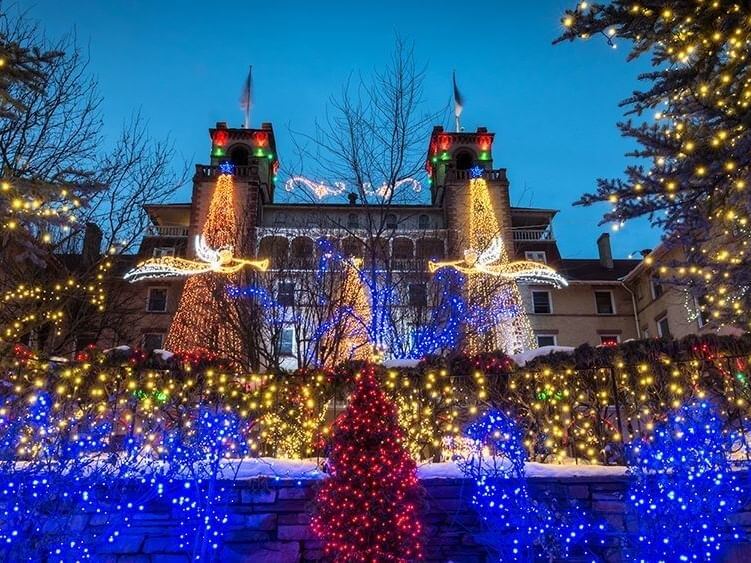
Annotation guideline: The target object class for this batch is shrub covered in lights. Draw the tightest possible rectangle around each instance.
[625,401,746,562]
[457,410,605,562]
[312,366,424,561]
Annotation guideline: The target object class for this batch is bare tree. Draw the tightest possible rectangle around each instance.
[0,10,185,354]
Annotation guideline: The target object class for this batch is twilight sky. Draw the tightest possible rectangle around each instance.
[23,0,659,259]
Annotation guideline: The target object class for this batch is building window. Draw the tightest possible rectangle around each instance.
[642,327,650,339]
[408,284,427,308]
[385,214,398,230]
[146,287,168,312]
[536,334,557,347]
[418,214,430,230]
[143,333,165,351]
[524,251,547,264]
[600,334,620,346]
[594,290,615,315]
[694,296,710,328]
[347,213,359,229]
[651,276,663,299]
[153,247,175,258]
[278,326,294,356]
[277,282,295,307]
[657,314,671,338]
[531,290,552,314]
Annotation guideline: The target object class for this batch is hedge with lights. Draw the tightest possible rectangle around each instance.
[2,333,751,465]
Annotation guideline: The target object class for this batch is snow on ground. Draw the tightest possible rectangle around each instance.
[382,358,421,369]
[224,458,626,481]
[511,346,575,367]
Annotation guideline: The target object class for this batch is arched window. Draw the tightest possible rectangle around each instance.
[455,150,473,170]
[229,145,249,166]
[258,236,289,268]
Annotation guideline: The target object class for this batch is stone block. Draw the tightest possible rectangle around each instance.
[221,541,301,563]
[116,556,149,563]
[278,512,310,525]
[224,530,272,543]
[244,512,277,530]
[143,535,182,553]
[568,485,591,499]
[99,534,144,554]
[278,524,317,541]
[424,485,464,499]
[240,488,276,504]
[278,487,312,500]
[592,501,626,514]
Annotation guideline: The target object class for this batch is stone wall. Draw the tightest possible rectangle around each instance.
[66,475,751,562]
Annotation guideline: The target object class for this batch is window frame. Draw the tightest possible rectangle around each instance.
[146,287,168,313]
[347,213,359,229]
[650,276,663,300]
[536,334,557,347]
[142,332,165,351]
[524,250,547,264]
[408,283,428,308]
[418,214,430,230]
[656,314,671,338]
[594,290,616,315]
[531,290,552,314]
[599,334,621,346]
[277,282,296,307]
[278,325,295,356]
[152,246,176,258]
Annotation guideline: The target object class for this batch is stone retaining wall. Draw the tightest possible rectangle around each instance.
[58,474,751,562]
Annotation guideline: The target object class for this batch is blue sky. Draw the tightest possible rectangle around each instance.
[23,0,660,259]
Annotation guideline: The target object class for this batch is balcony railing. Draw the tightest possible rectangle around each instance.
[146,225,189,237]
[512,229,555,242]
[449,168,507,182]
[195,165,260,179]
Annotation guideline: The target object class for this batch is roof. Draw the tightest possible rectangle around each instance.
[558,258,641,282]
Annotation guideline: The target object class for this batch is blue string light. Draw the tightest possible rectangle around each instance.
[625,401,746,562]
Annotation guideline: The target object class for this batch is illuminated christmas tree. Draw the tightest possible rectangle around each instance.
[165,169,243,355]
[312,366,424,561]
[557,2,751,328]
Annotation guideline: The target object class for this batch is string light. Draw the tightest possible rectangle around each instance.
[284,176,422,200]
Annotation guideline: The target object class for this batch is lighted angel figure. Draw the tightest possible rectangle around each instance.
[124,235,269,283]
[428,236,567,287]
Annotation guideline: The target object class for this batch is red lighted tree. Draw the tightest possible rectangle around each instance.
[312,366,424,561]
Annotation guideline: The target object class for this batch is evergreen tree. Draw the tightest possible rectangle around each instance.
[625,401,744,561]
[312,366,424,561]
[556,2,751,328]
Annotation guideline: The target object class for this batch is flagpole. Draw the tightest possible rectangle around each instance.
[242,65,252,129]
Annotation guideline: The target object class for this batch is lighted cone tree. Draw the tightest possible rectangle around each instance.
[312,366,424,561]
[165,170,243,355]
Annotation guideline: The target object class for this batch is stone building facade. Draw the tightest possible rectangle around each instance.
[120,121,715,365]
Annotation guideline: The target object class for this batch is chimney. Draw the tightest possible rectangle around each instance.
[597,232,614,270]
[82,222,103,266]
[347,192,358,206]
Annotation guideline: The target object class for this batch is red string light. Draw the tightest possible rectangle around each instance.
[312,365,424,561]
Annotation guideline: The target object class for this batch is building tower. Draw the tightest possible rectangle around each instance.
[164,123,278,361]
[426,126,534,354]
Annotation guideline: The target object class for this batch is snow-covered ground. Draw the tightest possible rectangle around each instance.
[223,458,627,481]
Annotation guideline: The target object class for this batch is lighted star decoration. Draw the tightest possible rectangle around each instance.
[428,236,567,287]
[218,161,236,175]
[124,235,269,283]
[468,165,485,179]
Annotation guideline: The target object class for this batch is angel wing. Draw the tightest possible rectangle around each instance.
[481,260,568,288]
[477,235,504,266]
[194,235,224,265]
[124,256,213,283]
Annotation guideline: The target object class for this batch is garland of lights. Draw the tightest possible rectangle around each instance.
[284,175,422,200]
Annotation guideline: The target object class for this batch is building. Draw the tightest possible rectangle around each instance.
[124,121,714,368]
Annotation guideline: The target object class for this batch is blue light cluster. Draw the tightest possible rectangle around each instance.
[458,409,605,562]
[0,391,250,561]
[625,401,746,562]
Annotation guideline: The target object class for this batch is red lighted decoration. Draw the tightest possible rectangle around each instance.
[478,134,492,151]
[212,129,229,147]
[252,130,269,147]
[437,133,451,151]
[312,366,424,561]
